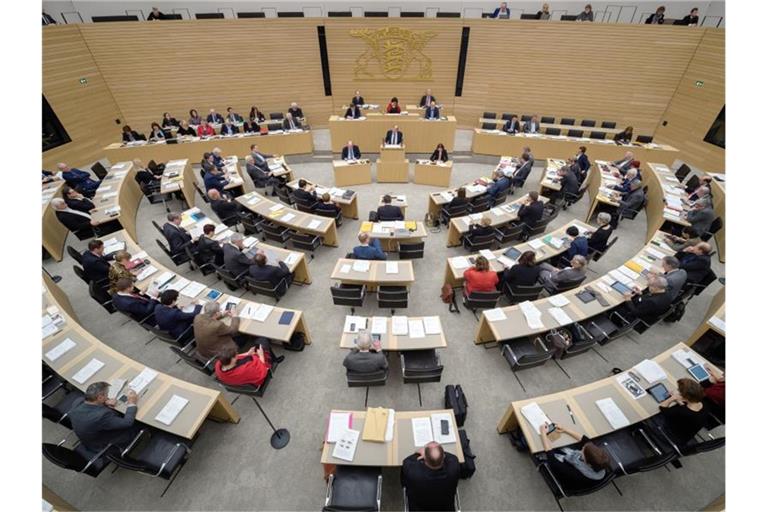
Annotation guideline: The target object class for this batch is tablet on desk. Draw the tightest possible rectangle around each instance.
[647,382,671,403]
[504,247,521,261]
[687,364,710,383]
[611,281,632,295]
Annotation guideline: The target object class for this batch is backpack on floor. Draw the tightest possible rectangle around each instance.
[440,284,459,313]
[283,332,306,351]
[458,429,476,479]
[444,385,468,427]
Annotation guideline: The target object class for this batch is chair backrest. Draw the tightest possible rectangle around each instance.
[567,129,583,137]
[269,112,284,120]
[560,118,575,125]
[501,113,513,121]
[521,115,532,122]
[541,116,555,124]
[67,245,83,264]
[377,286,408,308]
[505,282,544,303]
[398,242,424,260]
[481,122,496,130]
[675,163,691,182]
[545,128,560,136]
[155,238,174,259]
[445,203,469,218]
[324,466,382,512]
[331,285,365,307]
[552,274,587,293]
[42,444,101,475]
[170,345,213,375]
[601,121,617,128]
[471,195,491,210]
[684,174,700,192]
[580,119,596,127]
[590,131,606,140]
[707,216,723,236]
[88,279,112,305]
[90,162,109,180]
[465,290,501,309]
[482,112,496,119]
[194,182,210,203]
[346,369,388,387]
[465,233,496,250]
[503,344,554,371]
[635,135,654,143]
[73,265,89,284]
[245,276,288,299]
[591,236,618,262]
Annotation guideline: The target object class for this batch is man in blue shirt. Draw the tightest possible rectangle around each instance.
[352,233,386,260]
[557,226,589,267]
[154,289,201,343]
[485,170,511,199]
[203,167,229,193]
[57,162,101,196]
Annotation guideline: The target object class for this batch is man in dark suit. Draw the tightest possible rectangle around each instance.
[401,442,460,512]
[68,381,139,453]
[503,114,521,134]
[249,252,292,291]
[208,189,241,223]
[162,212,193,256]
[282,112,303,130]
[51,198,94,233]
[154,289,201,342]
[196,224,224,265]
[616,276,674,324]
[250,144,273,172]
[223,233,254,276]
[377,195,404,221]
[293,179,318,205]
[206,108,224,123]
[510,153,533,188]
[342,141,361,161]
[384,125,404,146]
[288,102,304,119]
[62,186,95,213]
[612,151,634,174]
[203,167,229,194]
[244,155,277,192]
[556,165,580,198]
[57,163,101,196]
[419,89,437,107]
[517,191,544,228]
[576,146,590,173]
[351,90,365,106]
[344,104,362,119]
[81,239,113,285]
[225,107,242,123]
[424,100,440,120]
[615,181,645,227]
[523,115,541,134]
[675,242,712,285]
[111,278,158,322]
[486,170,511,199]
[220,119,239,136]
[612,168,641,198]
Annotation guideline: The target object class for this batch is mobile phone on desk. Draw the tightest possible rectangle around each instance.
[546,423,557,434]
[440,419,450,436]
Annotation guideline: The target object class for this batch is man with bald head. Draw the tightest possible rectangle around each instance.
[612,151,635,174]
[248,250,293,292]
[384,125,403,146]
[352,232,386,260]
[685,199,715,236]
[57,162,101,196]
[401,441,460,511]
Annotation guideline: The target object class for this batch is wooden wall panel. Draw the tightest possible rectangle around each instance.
[78,20,334,136]
[653,29,725,171]
[42,25,124,169]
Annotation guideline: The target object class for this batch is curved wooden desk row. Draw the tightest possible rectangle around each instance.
[42,272,239,439]
[583,160,624,224]
[159,158,195,208]
[444,220,593,288]
[643,162,692,242]
[110,230,312,344]
[472,128,679,165]
[686,289,725,347]
[329,114,457,153]
[478,118,622,136]
[705,173,726,262]
[42,179,67,261]
[473,230,676,344]
[103,129,314,162]
[496,341,723,453]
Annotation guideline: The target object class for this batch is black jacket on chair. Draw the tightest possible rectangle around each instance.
[223,243,252,276]
[377,204,404,221]
[162,223,192,255]
[588,225,613,253]
[68,402,139,452]
[401,452,460,511]
[249,261,291,287]
[196,236,224,265]
[211,198,240,221]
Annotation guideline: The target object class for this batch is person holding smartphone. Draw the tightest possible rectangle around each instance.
[342,331,387,374]
[215,340,281,388]
[539,423,610,489]
[68,381,140,452]
[658,378,710,445]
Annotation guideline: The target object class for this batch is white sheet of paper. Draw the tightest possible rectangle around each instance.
[371,316,388,335]
[548,307,573,326]
[408,319,425,338]
[634,359,668,383]
[528,239,545,250]
[394,221,406,230]
[327,412,352,443]
[709,316,725,333]
[431,412,457,444]
[155,395,189,426]
[548,295,570,307]
[344,315,367,333]
[243,236,258,248]
[45,338,76,362]
[411,417,434,447]
[340,264,351,274]
[42,322,59,339]
[180,281,206,298]
[284,253,300,266]
[423,316,441,335]
[385,409,396,442]
[252,304,274,322]
[452,256,471,269]
[392,316,409,335]
[372,223,384,234]
[672,349,705,369]
[308,219,322,230]
[129,367,158,394]
[280,213,296,222]
[497,255,515,268]
[484,308,507,322]
[135,265,158,282]
[331,428,360,462]
[479,249,496,260]
[520,403,550,431]
[269,204,283,212]
[596,398,631,429]
[645,247,666,259]
[352,261,370,273]
[618,265,640,280]
[72,358,105,384]
[385,262,398,274]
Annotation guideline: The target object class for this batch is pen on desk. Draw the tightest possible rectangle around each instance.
[566,404,576,424]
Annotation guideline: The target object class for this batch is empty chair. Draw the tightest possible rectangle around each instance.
[482,112,497,119]
[346,368,388,407]
[501,338,556,391]
[601,121,617,129]
[701,217,723,242]
[580,119,596,127]
[42,443,111,478]
[239,213,264,235]
[377,286,408,314]
[501,113,514,121]
[90,162,109,180]
[243,275,290,302]
[463,290,501,319]
[590,131,607,140]
[67,245,83,264]
[494,223,523,245]
[503,282,544,304]
[323,466,383,512]
[545,128,561,136]
[541,116,555,124]
[330,284,366,313]
[469,195,491,213]
[560,118,575,125]
[170,342,215,376]
[276,186,295,206]
[290,232,322,258]
[481,122,497,130]
[440,203,469,225]
[462,232,496,252]
[522,216,552,240]
[635,135,654,143]
[600,426,677,475]
[269,112,284,120]
[43,386,84,429]
[400,350,443,405]
[675,163,692,183]
[89,279,116,313]
[261,222,293,247]
[268,122,283,132]
[155,239,190,267]
[683,174,700,193]
[398,242,424,260]
[567,129,584,138]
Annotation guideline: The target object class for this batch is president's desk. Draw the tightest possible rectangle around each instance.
[329,115,457,153]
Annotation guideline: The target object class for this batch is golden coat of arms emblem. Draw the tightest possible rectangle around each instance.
[350,27,436,81]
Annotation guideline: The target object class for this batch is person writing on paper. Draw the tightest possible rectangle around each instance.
[614,126,633,144]
[223,233,255,276]
[81,239,113,286]
[351,90,365,106]
[685,199,715,236]
[377,195,404,221]
[352,232,386,261]
[658,378,710,445]
[249,251,293,291]
[107,251,136,295]
[68,381,140,453]
[386,97,401,114]
[112,278,159,322]
[539,423,610,488]
[215,342,279,388]
[62,185,95,213]
[539,255,587,294]
[576,4,594,21]
[419,88,437,108]
[154,289,201,344]
[587,213,613,254]
[430,143,449,162]
[401,441,460,512]
[197,119,215,137]
[463,255,499,296]
[196,224,224,266]
[194,301,252,362]
[162,212,194,256]
[516,191,544,228]
[220,118,239,136]
[524,115,541,134]
[491,2,511,19]
[208,189,241,223]
[503,114,521,134]
[424,100,440,120]
[675,241,712,285]
[342,140,361,161]
[663,226,701,252]
[344,103,362,119]
[282,112,302,131]
[502,250,541,288]
[343,331,387,374]
[617,275,674,324]
[384,125,404,146]
[288,102,304,120]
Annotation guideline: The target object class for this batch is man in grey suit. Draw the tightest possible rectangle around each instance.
[686,199,715,236]
[223,233,254,276]
[614,180,645,227]
[68,381,139,452]
[539,255,587,294]
[658,256,687,301]
[343,332,388,374]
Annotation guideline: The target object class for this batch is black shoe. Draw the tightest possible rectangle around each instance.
[274,355,285,364]
[611,367,623,375]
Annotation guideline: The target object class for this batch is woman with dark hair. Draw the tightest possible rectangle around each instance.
[121,124,142,142]
[463,255,498,296]
[448,187,469,209]
[188,109,202,125]
[430,143,449,162]
[161,112,179,128]
[502,250,541,288]
[645,6,666,24]
[249,106,266,123]
[386,97,401,114]
[681,8,699,26]
[539,423,610,488]
[614,126,634,144]
[658,378,710,444]
[149,122,166,141]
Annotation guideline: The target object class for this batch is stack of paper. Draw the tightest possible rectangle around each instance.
[326,412,352,442]
[484,308,507,322]
[634,359,667,383]
[180,281,206,298]
[596,398,631,429]
[42,315,60,338]
[155,395,189,425]
[408,319,425,338]
[520,403,550,431]
[135,265,158,282]
[45,338,76,362]
[548,295,570,307]
[520,301,544,329]
[371,316,388,335]
[423,316,441,335]
[307,219,322,230]
[392,316,409,335]
[344,315,367,333]
[548,307,573,326]
[129,367,158,394]
[385,262,398,274]
[479,249,496,260]
[452,256,471,269]
[439,191,454,202]
[352,261,370,272]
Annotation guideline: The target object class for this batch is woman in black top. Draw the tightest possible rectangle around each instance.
[188,109,202,126]
[249,106,266,123]
[645,6,665,24]
[121,125,142,142]
[175,120,196,137]
[587,212,613,253]
[161,112,179,128]
[502,250,541,288]
[539,423,610,491]
[430,143,449,162]
[149,122,166,141]
[467,217,494,239]
[681,8,699,26]
[614,126,633,144]
[448,187,470,209]
[658,378,710,445]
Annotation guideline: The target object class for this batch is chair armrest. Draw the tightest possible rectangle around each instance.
[175,325,194,343]
[376,474,383,511]
[179,339,196,353]
[609,310,632,326]
[56,430,78,447]
[83,443,114,473]
[138,311,155,325]
[600,441,626,476]
[324,473,334,506]
[538,460,567,498]
[501,344,519,364]
[636,427,662,456]
[235,270,249,281]
[651,423,682,457]
[122,429,148,457]
[154,442,190,478]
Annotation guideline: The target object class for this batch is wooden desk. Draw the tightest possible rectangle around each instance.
[645,162,691,242]
[331,259,415,290]
[414,160,453,187]
[90,161,143,241]
[444,220,593,288]
[686,288,725,347]
[478,118,622,136]
[471,129,679,166]
[42,272,240,438]
[321,409,464,466]
[584,160,624,223]
[496,343,722,453]
[377,194,408,217]
[706,173,725,262]
[339,316,447,351]
[103,130,314,162]
[360,221,427,252]
[474,230,676,344]
[236,192,338,247]
[160,159,194,208]
[538,158,569,194]
[427,176,494,218]
[332,159,373,187]
[287,178,359,220]
[376,159,409,183]
[110,231,312,343]
[446,195,550,247]
[329,115,457,153]
[42,179,67,261]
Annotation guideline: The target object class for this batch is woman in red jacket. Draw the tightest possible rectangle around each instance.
[386,97,401,114]
[197,120,215,137]
[215,342,283,387]
[463,255,499,296]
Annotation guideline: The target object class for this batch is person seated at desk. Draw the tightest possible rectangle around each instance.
[424,100,440,120]
[675,241,712,285]
[539,423,610,490]
[510,153,534,188]
[188,109,202,126]
[576,4,594,21]
[62,185,94,213]
[467,216,494,240]
[223,233,254,276]
[353,232,386,261]
[645,6,665,24]
[107,250,136,294]
[81,239,112,285]
[556,164,580,199]
[176,120,196,137]
[614,180,645,227]
[196,224,224,266]
[431,143,449,162]
[587,213,613,253]
[702,364,724,418]
[663,226,701,252]
[293,179,318,205]
[112,277,159,321]
[51,197,95,233]
[524,115,541,134]
[687,184,712,206]
[401,442,460,512]
[342,140,361,161]
[282,112,303,130]
[148,122,166,141]
[249,105,266,123]
[576,145,590,172]
[203,167,230,194]
[250,144,273,170]
[463,255,499,296]
[614,126,634,144]
[343,331,387,373]
[211,147,225,168]
[384,125,404,146]
[194,301,248,362]
[121,125,143,143]
[502,250,541,288]
[503,114,521,134]
[245,155,279,193]
[207,108,224,124]
[220,118,239,136]
[313,193,342,220]
[58,163,101,197]
[539,255,587,294]
[133,159,161,187]
[225,107,242,123]
[686,199,715,236]
[201,152,216,174]
[486,170,511,199]
[215,343,279,388]
[610,151,634,173]
[517,191,544,228]
[154,289,201,343]
[147,7,164,20]
[491,1,511,18]
[658,378,710,445]
[250,251,293,289]
[344,104,362,119]
[655,256,687,301]
[208,189,240,222]
[377,195,404,221]
[564,225,589,260]
[536,3,552,19]
[681,8,699,26]
[288,102,304,120]
[447,187,469,209]
[161,112,179,128]
[617,275,674,324]
[242,119,258,133]
[197,120,215,137]
[68,381,139,453]
[163,212,194,256]
[42,170,56,183]
[351,90,365,106]
[386,97,401,114]
[612,168,640,197]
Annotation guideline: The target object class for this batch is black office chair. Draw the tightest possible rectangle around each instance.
[269,112,284,120]
[73,265,90,285]
[521,115,532,123]
[545,274,587,295]
[184,246,216,276]
[268,122,282,132]
[462,290,501,320]
[541,116,555,124]
[600,426,677,475]
[346,369,388,408]
[521,216,552,240]
[494,224,523,245]
[43,387,84,429]
[243,275,290,302]
[261,222,293,247]
[323,466,382,512]
[193,182,210,204]
[89,279,116,313]
[501,338,556,392]
[601,121,617,129]
[146,323,194,347]
[675,164,692,183]
[212,264,247,292]
[293,197,317,213]
[492,194,507,207]
[580,119,596,127]
[534,452,618,512]
[377,286,408,314]
[501,113,514,121]
[560,118,575,126]
[545,128,561,136]
[440,204,470,225]
[42,365,66,400]
[290,232,322,258]
[469,195,492,213]
[462,232,496,252]
[701,217,723,242]
[71,225,95,241]
[66,245,83,264]
[482,112,497,119]
[276,186,295,206]
[315,207,343,227]
[398,242,424,260]
[590,131,607,140]
[239,212,264,235]
[330,284,366,313]
[587,236,618,263]
[481,122,497,130]
[503,282,544,304]
[170,342,215,376]
[90,161,109,180]
[400,350,443,406]
[155,239,191,268]
[683,174,701,194]
[43,443,112,478]
[635,135,654,143]
[567,129,584,138]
